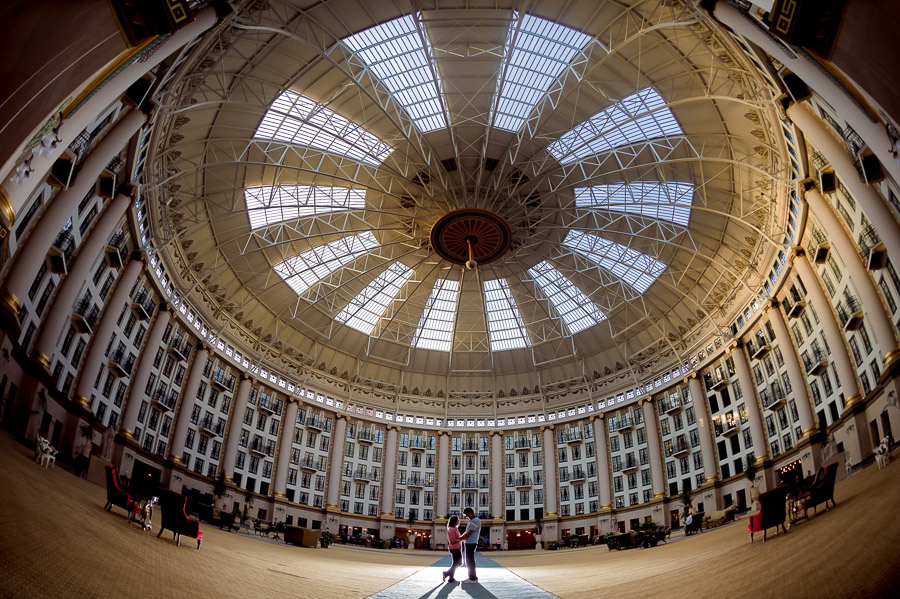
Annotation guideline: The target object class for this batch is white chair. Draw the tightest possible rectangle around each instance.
[37,438,57,469]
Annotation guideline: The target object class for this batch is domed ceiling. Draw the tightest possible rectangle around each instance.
[143,0,792,411]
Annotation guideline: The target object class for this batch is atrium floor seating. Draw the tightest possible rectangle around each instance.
[749,485,790,542]
[103,465,134,516]
[155,489,204,549]
[685,512,704,535]
[704,505,737,528]
[803,462,838,518]
[284,525,319,547]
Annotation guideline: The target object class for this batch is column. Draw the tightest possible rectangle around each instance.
[792,249,862,413]
[436,431,450,517]
[640,398,665,498]
[541,426,558,516]
[788,102,900,278]
[325,414,348,509]
[490,431,504,519]
[273,399,299,498]
[804,184,899,362]
[221,375,252,482]
[591,415,611,509]
[688,374,719,481]
[713,1,900,186]
[380,425,398,516]
[32,190,132,367]
[728,342,769,460]
[119,305,171,438]
[167,344,210,463]
[765,301,814,427]
[72,255,142,407]
[0,7,220,213]
[0,109,147,324]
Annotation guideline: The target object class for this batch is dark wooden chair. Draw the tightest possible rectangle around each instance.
[156,489,204,549]
[103,465,134,516]
[803,463,838,518]
[685,512,704,535]
[748,485,790,542]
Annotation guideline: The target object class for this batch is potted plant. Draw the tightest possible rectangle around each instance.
[546,541,559,550]
[744,455,759,506]
[243,490,254,525]
[319,531,335,548]
[534,516,543,549]
[680,486,693,527]
[406,512,417,549]
[213,474,227,509]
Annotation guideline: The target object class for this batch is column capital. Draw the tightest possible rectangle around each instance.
[437,430,452,437]
[683,371,698,383]
[335,413,349,422]
[540,424,555,432]
[725,339,742,354]
[0,185,16,224]
[160,302,175,314]
[129,250,147,264]
[488,430,504,437]
[789,245,806,262]
[589,412,606,421]
[763,299,778,313]
[195,341,210,353]
[385,423,401,432]
[116,182,137,198]
[637,396,654,407]
[240,372,254,382]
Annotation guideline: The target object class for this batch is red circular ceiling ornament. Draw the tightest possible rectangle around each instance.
[430,208,513,266]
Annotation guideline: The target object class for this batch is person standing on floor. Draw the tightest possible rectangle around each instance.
[458,507,481,583]
[442,515,463,583]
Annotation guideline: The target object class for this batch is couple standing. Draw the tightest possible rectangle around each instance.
[442,507,481,584]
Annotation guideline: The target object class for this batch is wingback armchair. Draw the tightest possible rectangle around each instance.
[748,485,790,542]
[802,462,838,518]
[104,465,134,515]
[156,489,204,549]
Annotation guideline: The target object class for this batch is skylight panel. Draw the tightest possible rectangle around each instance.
[548,87,682,164]
[255,90,392,166]
[527,261,606,335]
[274,232,378,296]
[483,279,531,351]
[244,185,366,229]
[574,182,694,226]
[491,14,592,132]
[411,278,460,352]
[343,15,447,133]
[336,262,414,335]
[563,230,666,294]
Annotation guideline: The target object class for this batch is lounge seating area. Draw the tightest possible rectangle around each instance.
[802,463,838,518]
[704,505,737,529]
[156,489,204,549]
[685,512,705,535]
[284,525,320,547]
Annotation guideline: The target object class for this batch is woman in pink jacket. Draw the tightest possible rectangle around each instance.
[442,515,463,583]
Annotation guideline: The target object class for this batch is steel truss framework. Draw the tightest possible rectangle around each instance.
[140,0,793,408]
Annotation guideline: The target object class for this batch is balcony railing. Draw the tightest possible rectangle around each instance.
[837,296,864,331]
[168,335,192,361]
[622,458,639,472]
[673,442,690,457]
[513,438,531,451]
[199,417,223,437]
[570,469,586,480]
[358,429,376,443]
[299,458,317,471]
[782,295,806,319]
[104,232,128,268]
[803,349,828,376]
[715,418,739,437]
[258,393,281,415]
[211,369,235,391]
[306,415,330,431]
[48,230,76,274]
[461,440,479,452]
[151,388,177,412]
[131,290,155,320]
[108,348,135,377]
[72,296,99,333]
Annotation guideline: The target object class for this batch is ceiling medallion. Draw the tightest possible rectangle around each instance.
[429,208,513,269]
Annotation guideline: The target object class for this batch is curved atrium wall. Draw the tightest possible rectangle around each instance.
[0,0,899,542]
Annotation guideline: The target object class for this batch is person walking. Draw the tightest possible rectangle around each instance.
[442,515,463,583]
[458,507,481,583]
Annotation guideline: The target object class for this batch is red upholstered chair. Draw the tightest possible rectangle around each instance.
[748,484,790,542]
[802,462,838,518]
[104,465,135,515]
[156,489,204,549]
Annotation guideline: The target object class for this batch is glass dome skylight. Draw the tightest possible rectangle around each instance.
[548,87,682,164]
[574,182,694,226]
[563,230,666,295]
[274,232,379,296]
[244,185,366,229]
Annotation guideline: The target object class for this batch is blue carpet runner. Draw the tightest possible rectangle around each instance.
[367,553,557,598]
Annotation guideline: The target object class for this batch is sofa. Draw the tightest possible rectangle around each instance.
[284,525,319,547]
[703,505,737,529]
